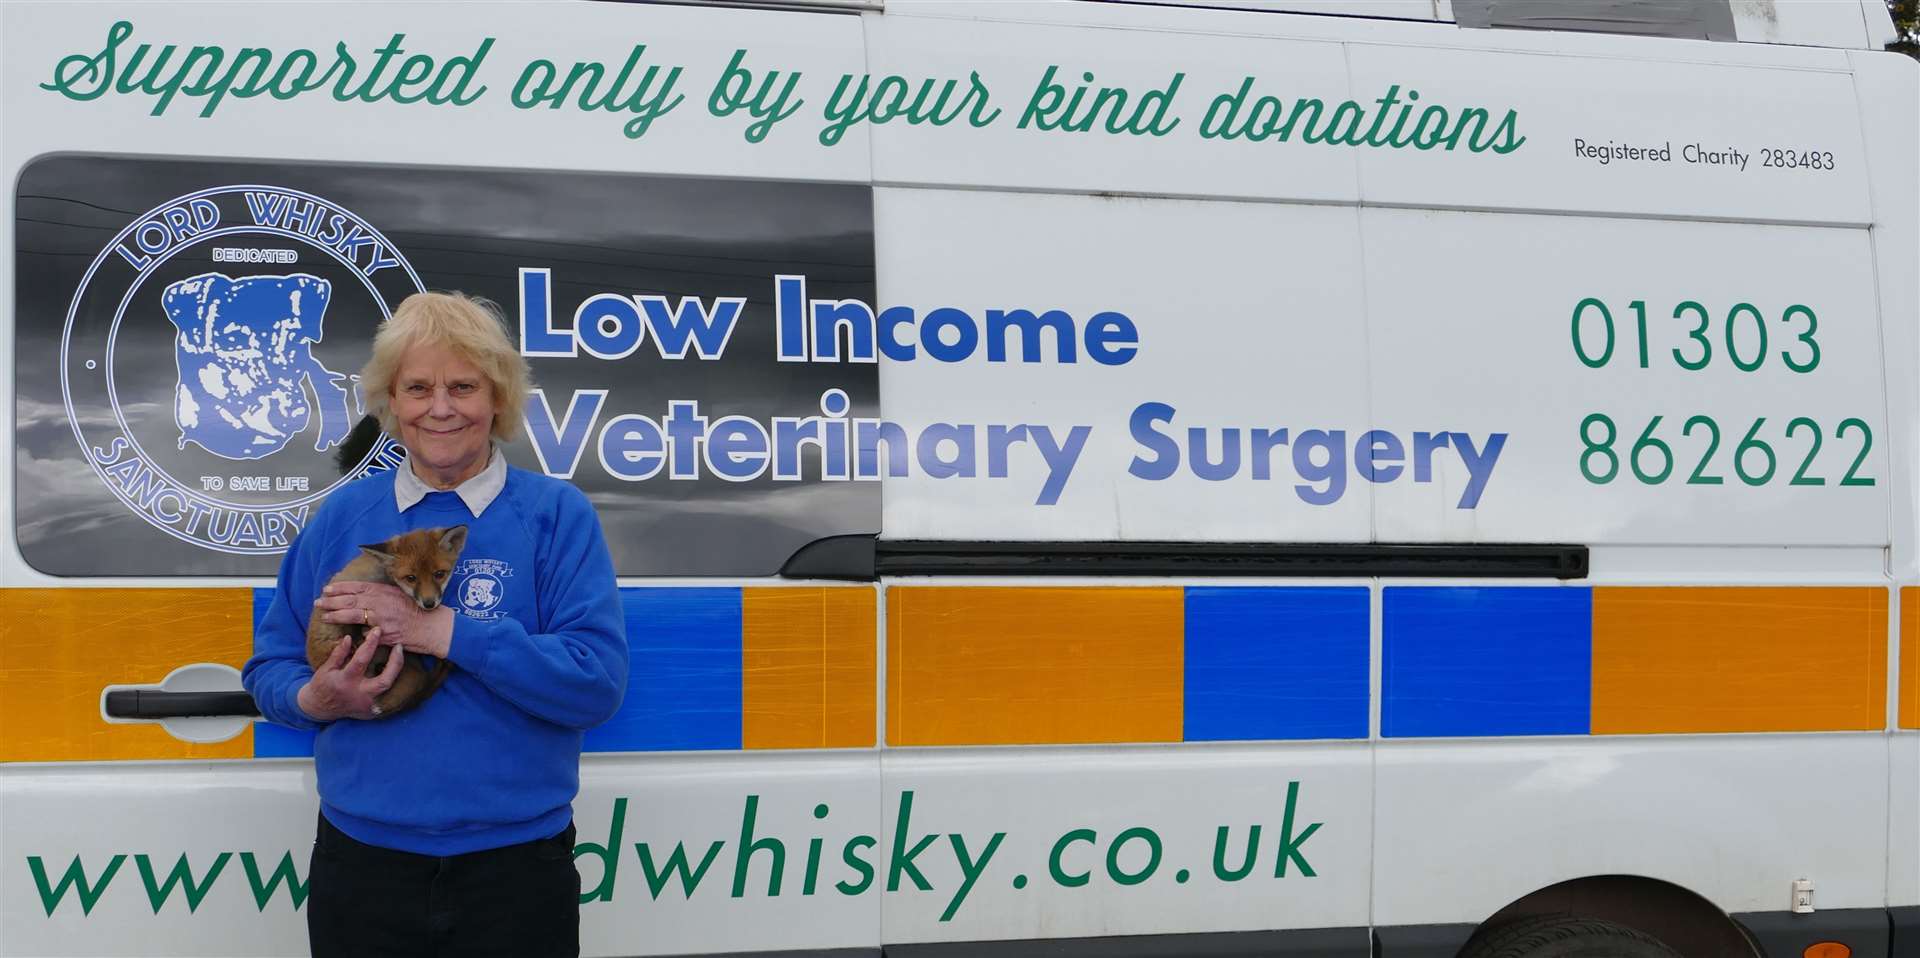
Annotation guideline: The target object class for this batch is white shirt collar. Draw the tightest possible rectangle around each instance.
[394,444,506,516]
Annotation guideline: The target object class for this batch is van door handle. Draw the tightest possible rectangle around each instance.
[101,663,256,743]
[102,690,260,718]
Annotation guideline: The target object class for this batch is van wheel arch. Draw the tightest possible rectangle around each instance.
[1455,875,1760,958]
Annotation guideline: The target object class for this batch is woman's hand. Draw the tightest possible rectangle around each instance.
[314,581,455,658]
[297,629,406,721]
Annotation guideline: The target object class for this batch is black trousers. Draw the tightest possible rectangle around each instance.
[307,812,580,958]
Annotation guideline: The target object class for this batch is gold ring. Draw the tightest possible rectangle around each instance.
[364,609,372,627]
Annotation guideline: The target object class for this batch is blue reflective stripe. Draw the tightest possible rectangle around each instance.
[585,587,743,752]
[1382,586,1592,738]
[1184,586,1369,741]
[253,587,318,757]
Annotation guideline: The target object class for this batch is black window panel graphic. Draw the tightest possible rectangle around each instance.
[15,155,878,577]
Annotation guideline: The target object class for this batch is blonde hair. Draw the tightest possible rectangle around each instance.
[360,291,532,441]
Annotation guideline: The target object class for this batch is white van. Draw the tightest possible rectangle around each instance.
[1,1,1915,956]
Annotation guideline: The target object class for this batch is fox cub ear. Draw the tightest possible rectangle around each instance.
[438,525,469,555]
[358,542,397,563]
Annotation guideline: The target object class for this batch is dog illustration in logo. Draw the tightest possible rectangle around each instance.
[461,574,502,615]
[161,272,352,460]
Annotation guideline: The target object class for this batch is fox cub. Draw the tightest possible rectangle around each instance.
[305,525,468,719]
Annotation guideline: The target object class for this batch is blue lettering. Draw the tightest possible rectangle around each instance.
[878,306,917,361]
[243,192,286,227]
[598,414,665,481]
[641,295,744,360]
[1190,427,1240,481]
[1030,425,1091,506]
[189,199,219,232]
[773,417,822,481]
[518,268,574,356]
[811,300,877,362]
[917,423,975,479]
[856,420,911,478]
[776,275,809,362]
[1127,402,1180,480]
[280,199,317,235]
[821,390,851,480]
[1358,429,1405,483]
[1450,432,1507,508]
[987,424,1028,478]
[361,244,401,276]
[1084,312,1139,366]
[986,309,1076,364]
[1292,429,1347,505]
[1251,428,1289,481]
[233,511,265,548]
[664,401,708,480]
[707,417,770,481]
[160,206,194,245]
[921,308,978,363]
[317,213,348,246]
[576,294,645,360]
[524,389,604,478]
[1413,432,1451,482]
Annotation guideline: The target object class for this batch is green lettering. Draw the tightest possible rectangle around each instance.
[941,832,1004,921]
[426,37,492,106]
[835,835,876,895]
[185,47,273,117]
[1448,107,1490,151]
[886,791,937,892]
[819,73,868,146]
[135,852,231,914]
[1211,824,1261,881]
[266,49,322,99]
[866,75,911,123]
[964,72,1002,127]
[1048,828,1095,887]
[41,20,132,101]
[1018,65,1066,131]
[1276,97,1322,142]
[1086,86,1127,133]
[732,795,785,898]
[707,48,801,143]
[148,45,225,116]
[1323,99,1366,145]
[1274,781,1322,878]
[239,852,309,911]
[28,854,126,916]
[119,42,174,97]
[1105,827,1161,886]
[576,797,626,904]
[385,53,437,104]
[1411,104,1451,151]
[340,34,405,102]
[1488,109,1528,154]
[512,59,561,109]
[1363,84,1403,145]
[635,840,725,900]
[1129,73,1182,136]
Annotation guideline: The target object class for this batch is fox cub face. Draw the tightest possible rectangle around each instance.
[359,525,469,611]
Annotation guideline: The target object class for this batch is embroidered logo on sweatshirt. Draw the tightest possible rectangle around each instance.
[454,558,512,620]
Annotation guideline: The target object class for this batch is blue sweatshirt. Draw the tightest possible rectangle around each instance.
[242,466,628,856]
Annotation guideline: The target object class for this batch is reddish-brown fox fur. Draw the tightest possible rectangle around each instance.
[305,525,468,719]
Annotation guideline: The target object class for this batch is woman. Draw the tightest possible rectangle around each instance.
[242,291,628,958]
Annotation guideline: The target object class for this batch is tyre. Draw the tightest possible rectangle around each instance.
[1462,916,1685,958]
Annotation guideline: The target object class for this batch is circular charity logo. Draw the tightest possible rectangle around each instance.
[459,573,504,616]
[60,185,423,555]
